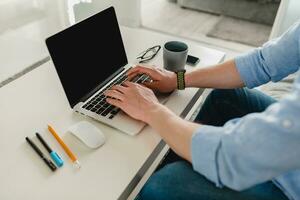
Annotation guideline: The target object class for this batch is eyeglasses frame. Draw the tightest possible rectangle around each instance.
[136,45,161,63]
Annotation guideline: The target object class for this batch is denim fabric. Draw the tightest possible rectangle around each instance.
[139,161,287,200]
[194,88,277,126]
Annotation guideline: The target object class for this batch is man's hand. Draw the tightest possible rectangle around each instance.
[104,81,160,123]
[127,65,177,93]
[105,81,199,162]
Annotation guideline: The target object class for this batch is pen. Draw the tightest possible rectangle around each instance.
[25,137,57,171]
[36,132,64,167]
[47,125,81,168]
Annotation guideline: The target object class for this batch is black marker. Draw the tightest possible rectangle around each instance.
[36,133,64,167]
[25,137,57,171]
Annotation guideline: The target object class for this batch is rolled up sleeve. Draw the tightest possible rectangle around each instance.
[235,21,300,88]
[191,125,223,187]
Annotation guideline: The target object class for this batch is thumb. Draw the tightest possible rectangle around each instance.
[128,66,160,81]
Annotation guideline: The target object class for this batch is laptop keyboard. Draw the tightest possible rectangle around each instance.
[82,70,151,119]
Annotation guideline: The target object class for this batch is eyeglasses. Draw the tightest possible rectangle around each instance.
[136,45,161,63]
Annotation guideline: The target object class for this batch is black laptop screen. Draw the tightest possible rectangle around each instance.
[46,7,127,107]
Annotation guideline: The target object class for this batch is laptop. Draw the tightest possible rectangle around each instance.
[45,7,168,136]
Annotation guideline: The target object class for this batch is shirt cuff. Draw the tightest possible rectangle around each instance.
[191,125,223,187]
[235,50,261,89]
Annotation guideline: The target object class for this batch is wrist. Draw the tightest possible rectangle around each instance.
[144,102,172,125]
[171,72,177,90]
[185,71,191,88]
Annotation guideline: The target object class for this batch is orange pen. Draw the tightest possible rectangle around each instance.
[48,125,81,168]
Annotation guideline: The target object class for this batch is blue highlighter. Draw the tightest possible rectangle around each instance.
[36,132,64,167]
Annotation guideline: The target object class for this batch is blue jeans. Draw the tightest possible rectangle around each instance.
[137,88,288,200]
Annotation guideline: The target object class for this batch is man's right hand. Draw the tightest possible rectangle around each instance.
[127,65,177,93]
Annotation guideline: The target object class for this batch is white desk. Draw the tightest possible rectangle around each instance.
[0,27,225,200]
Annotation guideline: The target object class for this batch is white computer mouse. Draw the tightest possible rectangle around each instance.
[68,121,106,149]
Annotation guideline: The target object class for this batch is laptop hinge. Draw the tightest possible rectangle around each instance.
[73,67,125,108]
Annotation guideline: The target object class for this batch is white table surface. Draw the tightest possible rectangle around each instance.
[0,26,225,200]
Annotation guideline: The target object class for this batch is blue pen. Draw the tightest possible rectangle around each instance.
[36,132,64,167]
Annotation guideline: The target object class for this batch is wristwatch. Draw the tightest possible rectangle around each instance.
[176,70,186,90]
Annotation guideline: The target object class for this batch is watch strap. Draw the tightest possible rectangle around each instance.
[176,70,186,90]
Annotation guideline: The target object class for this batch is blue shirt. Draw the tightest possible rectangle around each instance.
[191,21,300,200]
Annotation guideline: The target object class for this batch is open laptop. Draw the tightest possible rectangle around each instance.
[45,7,168,136]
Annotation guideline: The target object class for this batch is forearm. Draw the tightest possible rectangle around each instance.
[146,103,199,161]
[185,59,244,89]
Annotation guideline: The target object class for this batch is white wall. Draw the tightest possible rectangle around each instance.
[70,0,141,27]
[0,0,68,84]
[270,0,300,39]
